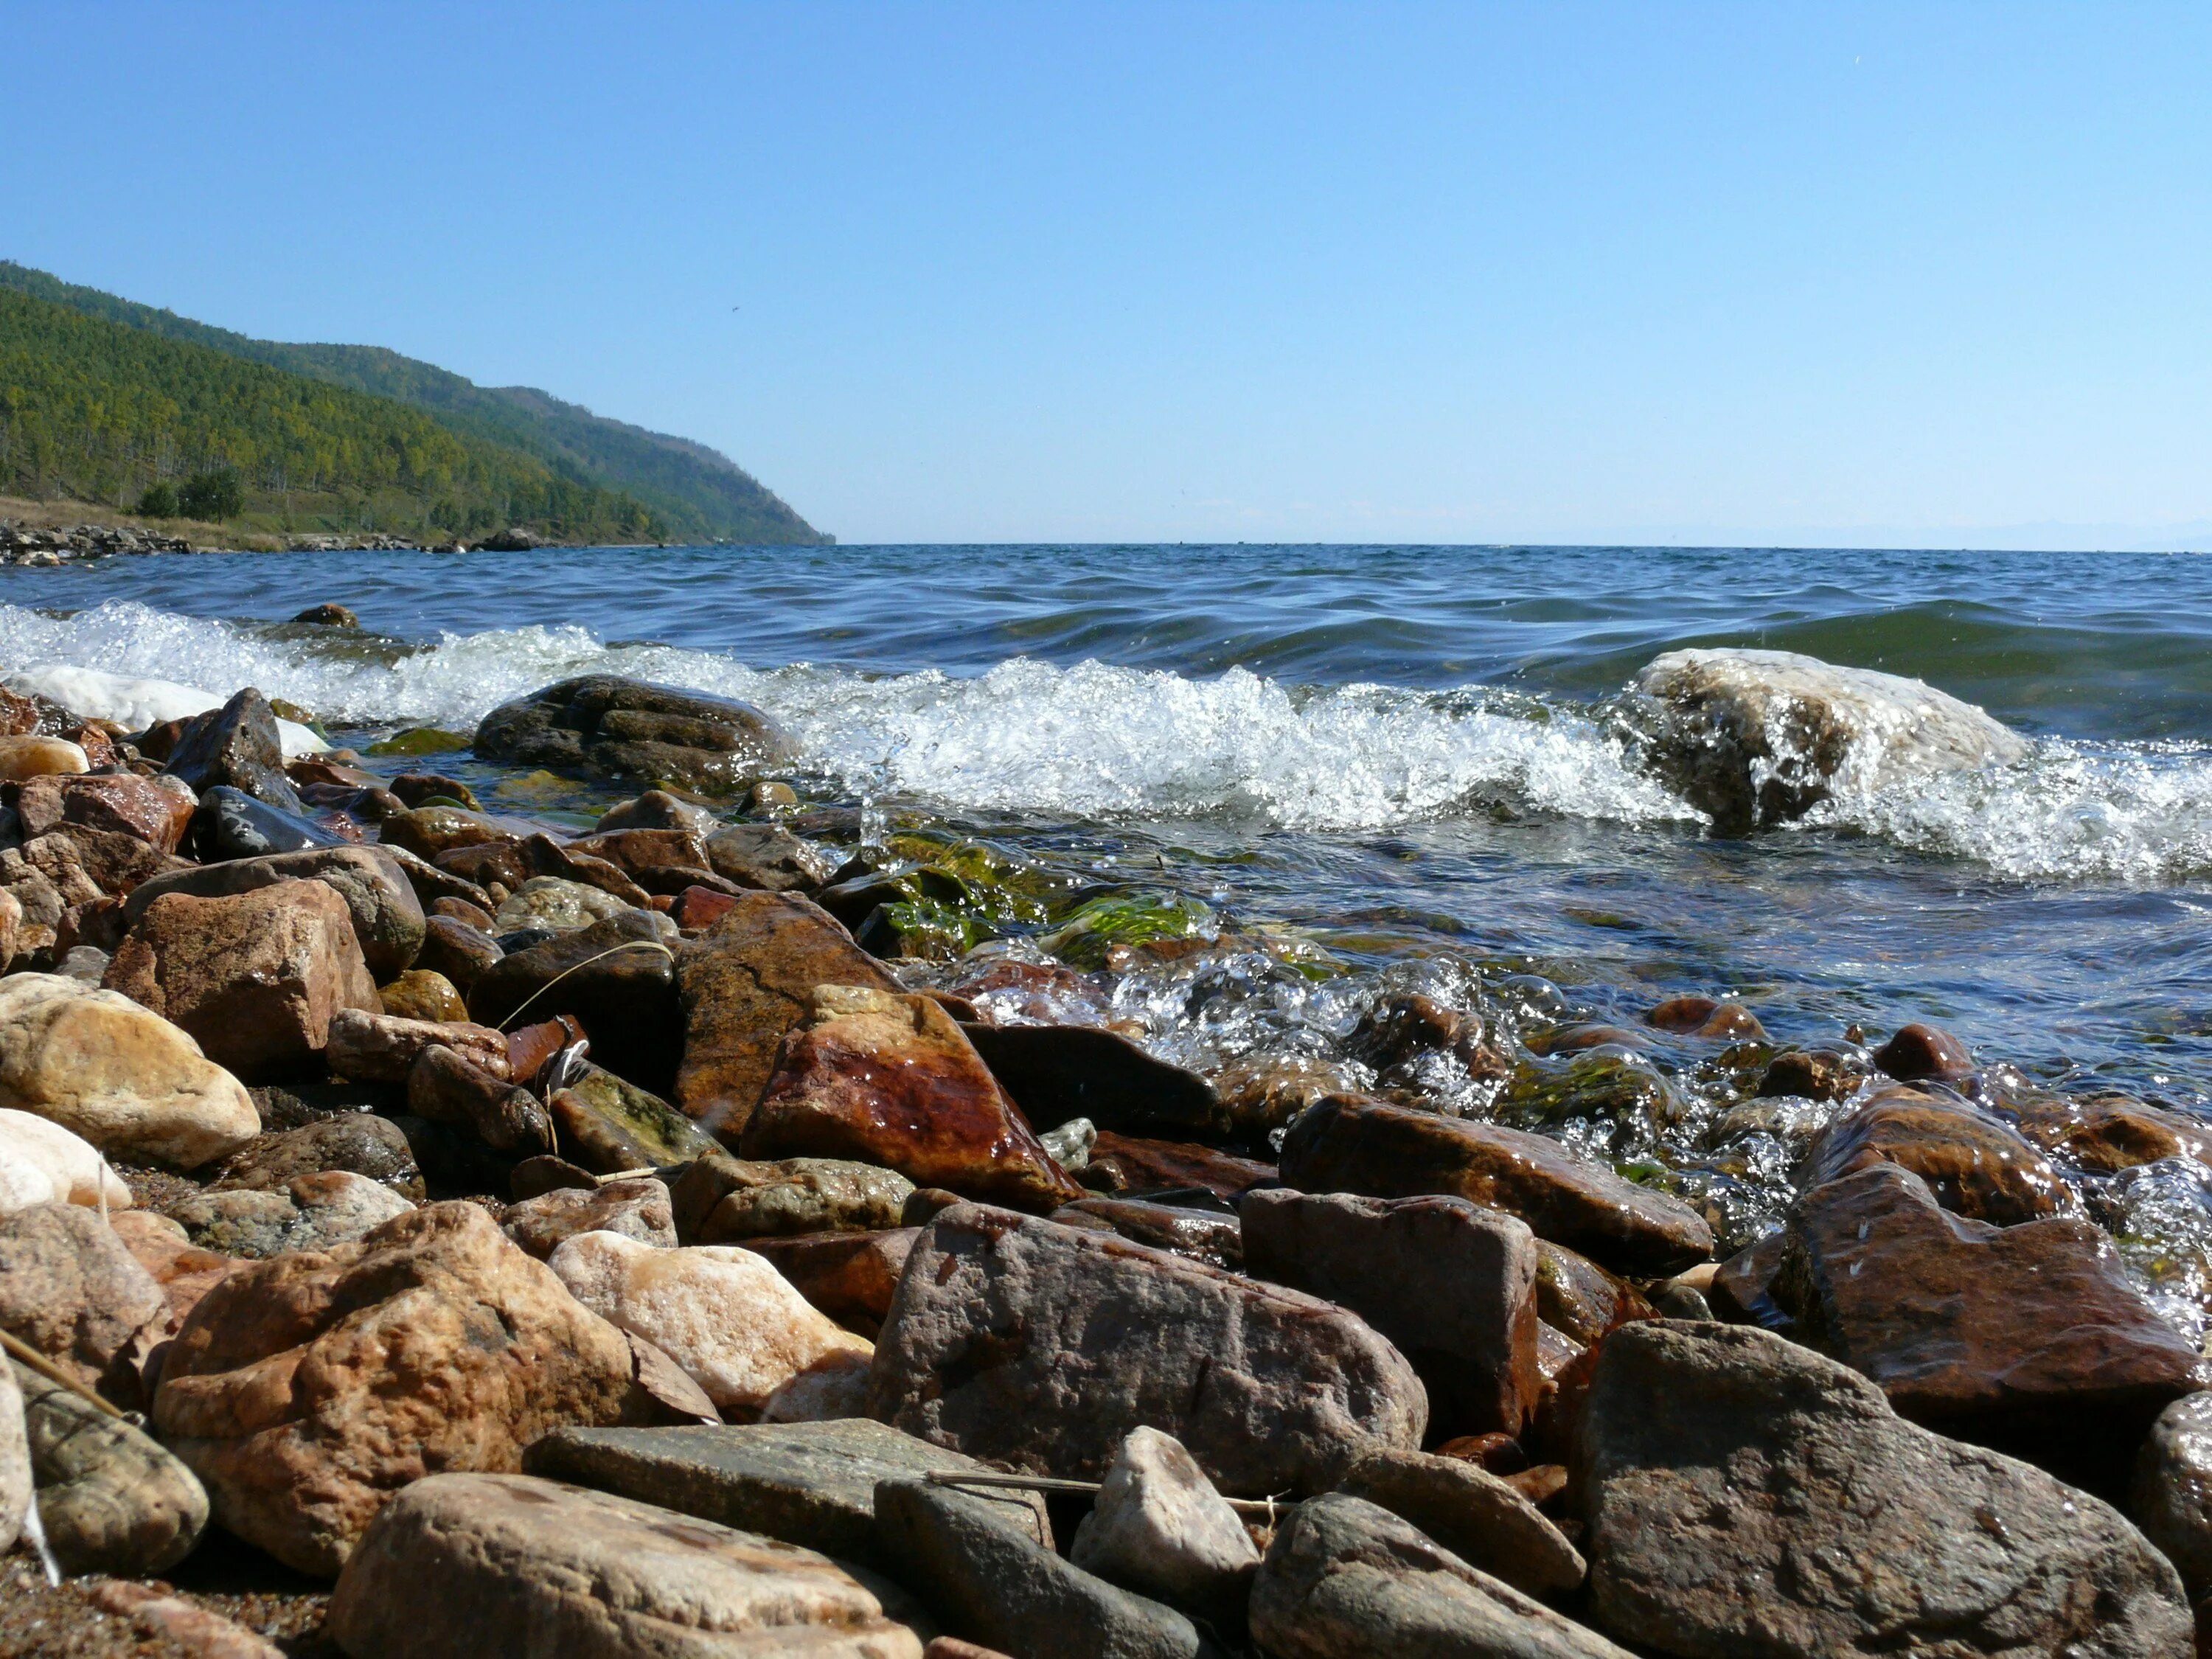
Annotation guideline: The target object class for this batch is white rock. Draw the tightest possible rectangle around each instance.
[4,666,327,757]
[0,974,259,1169]
[761,1349,874,1423]
[547,1231,872,1413]
[1071,1425,1262,1616]
[0,1108,132,1214]
[0,1360,26,1556]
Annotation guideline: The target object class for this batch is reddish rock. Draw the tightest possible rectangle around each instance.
[108,1211,241,1333]
[672,884,741,931]
[406,1043,553,1155]
[122,846,427,982]
[1279,1096,1713,1276]
[428,895,495,930]
[324,1008,511,1084]
[673,891,900,1141]
[1757,1047,1871,1101]
[1084,1132,1278,1200]
[745,987,1080,1213]
[1533,1240,1653,1346]
[2010,1092,2212,1174]
[15,773,194,852]
[564,827,712,880]
[1872,1021,1976,1084]
[1780,1163,2206,1481]
[741,1228,920,1338]
[506,1015,587,1091]
[23,827,186,897]
[1644,995,1767,1040]
[415,914,502,992]
[1801,1087,2067,1225]
[0,1201,167,1391]
[1050,1197,1244,1270]
[104,882,380,1082]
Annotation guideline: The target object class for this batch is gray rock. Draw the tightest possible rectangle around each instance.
[548,1062,720,1174]
[1626,647,2031,833]
[525,1419,1051,1569]
[473,676,791,797]
[1071,1427,1259,1623]
[494,874,636,934]
[1240,1188,1540,1436]
[215,1113,424,1201]
[162,687,303,813]
[2134,1391,2212,1602]
[672,1150,916,1242]
[14,1358,208,1576]
[0,1201,167,1391]
[1250,1494,1629,1659]
[122,844,426,981]
[165,1170,414,1258]
[866,1203,1425,1496]
[1040,1116,1096,1173]
[875,1478,1208,1659]
[1338,1447,1585,1598]
[1578,1321,2192,1658]
[327,1471,923,1659]
[504,1177,677,1259]
[706,821,839,891]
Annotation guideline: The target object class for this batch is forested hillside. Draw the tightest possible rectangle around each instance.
[0,262,827,545]
[0,286,664,543]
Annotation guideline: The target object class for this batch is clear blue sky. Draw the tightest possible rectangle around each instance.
[5,2,2209,547]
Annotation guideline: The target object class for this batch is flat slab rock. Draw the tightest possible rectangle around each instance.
[327,1471,923,1659]
[866,1202,1426,1496]
[1576,1321,2194,1658]
[524,1419,1052,1568]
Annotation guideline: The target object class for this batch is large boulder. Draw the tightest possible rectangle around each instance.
[866,1203,1426,1496]
[123,845,426,980]
[150,1202,640,1575]
[327,1472,924,1659]
[1626,647,2031,832]
[1250,1494,1628,1659]
[1278,1096,1712,1276]
[675,892,900,1141]
[1575,1321,2193,1657]
[745,987,1082,1213]
[105,880,381,1082]
[1240,1188,1540,1437]
[473,675,790,796]
[1778,1163,2205,1478]
[0,974,258,1168]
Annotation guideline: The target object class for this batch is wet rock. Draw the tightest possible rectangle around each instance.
[0,734,88,779]
[166,1170,416,1257]
[1338,1446,1584,1598]
[1533,1241,1651,1346]
[377,967,465,1021]
[567,824,712,879]
[15,1360,209,1576]
[598,789,717,834]
[867,1203,1426,1495]
[15,772,193,852]
[706,821,841,891]
[1780,1163,2205,1479]
[327,1471,925,1659]
[0,1201,167,1389]
[475,675,792,795]
[376,802,507,861]
[1627,647,2029,833]
[406,1042,553,1154]
[1242,1188,1541,1436]
[0,1106,133,1214]
[672,1150,916,1242]
[1052,1197,1242,1269]
[125,845,427,981]
[1800,1087,2065,1224]
[293,602,358,627]
[1577,1320,2193,1657]
[1279,1095,1713,1276]
[428,893,496,929]
[526,1418,1051,1565]
[745,987,1082,1213]
[675,884,742,930]
[876,1477,1205,1659]
[1084,1131,1278,1200]
[493,873,636,933]
[2133,1391,2212,1603]
[1644,993,1767,1040]
[504,1176,675,1257]
[961,1022,1232,1143]
[163,686,305,811]
[1873,1020,1978,1084]
[188,785,347,860]
[152,1201,639,1575]
[1071,1426,1260,1623]
[470,908,681,1094]
[0,973,258,1168]
[1757,1045,1871,1101]
[549,1230,873,1414]
[1253,1493,1627,1659]
[414,911,503,991]
[105,880,380,1082]
[745,1229,921,1338]
[324,1006,511,1083]
[2013,1092,2212,1173]
[549,1061,722,1173]
[675,891,900,1141]
[386,771,477,810]
[1041,1115,1096,1171]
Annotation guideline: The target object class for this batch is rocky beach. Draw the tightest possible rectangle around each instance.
[0,544,2203,1658]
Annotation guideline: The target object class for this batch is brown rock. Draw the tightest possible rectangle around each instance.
[161,688,302,811]
[15,773,193,852]
[1083,1131,1278,1200]
[428,894,495,930]
[674,885,742,931]
[0,1202,167,1390]
[473,675,790,796]
[23,826,186,897]
[744,1229,920,1338]
[1644,995,1767,1040]
[961,1022,1231,1141]
[670,1150,916,1243]
[1532,1240,1652,1346]
[745,987,1081,1213]
[110,1210,241,1331]
[1874,1020,1977,1084]
[469,910,680,1096]
[214,1113,425,1201]
[378,803,507,862]
[121,844,427,981]
[104,882,380,1082]
[548,1061,721,1174]
[503,1178,677,1259]
[1279,1096,1713,1276]
[1338,1445,1586,1598]
[151,1202,640,1575]
[674,891,902,1140]
[324,1006,511,1083]
[414,913,502,992]
[378,968,466,1022]
[1801,1087,2067,1225]
[1781,1163,2206,1481]
[596,790,715,833]
[705,822,840,892]
[1051,1197,1243,1270]
[406,1043,553,1154]
[867,1203,1427,1495]
[566,826,713,880]
[2011,1092,2212,1174]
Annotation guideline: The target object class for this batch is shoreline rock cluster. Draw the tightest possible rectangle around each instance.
[0,519,192,565]
[0,655,2202,1657]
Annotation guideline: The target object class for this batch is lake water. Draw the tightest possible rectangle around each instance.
[10,543,2212,1316]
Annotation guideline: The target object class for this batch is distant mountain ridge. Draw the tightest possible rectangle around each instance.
[0,261,828,546]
